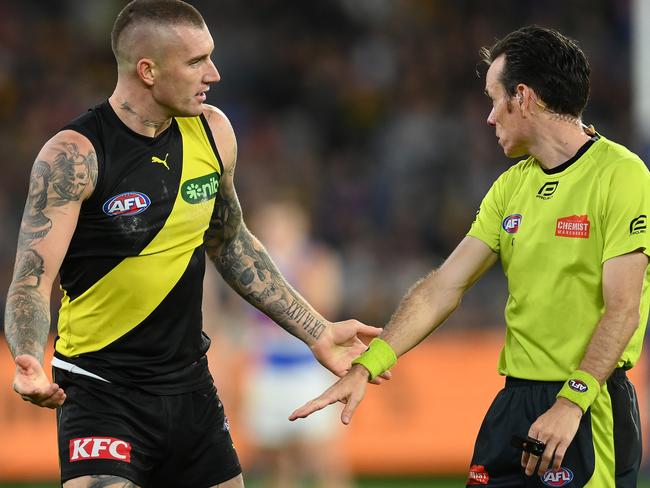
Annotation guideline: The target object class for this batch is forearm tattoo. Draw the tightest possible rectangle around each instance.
[5,251,50,362]
[285,299,327,338]
[205,165,325,341]
[5,141,97,361]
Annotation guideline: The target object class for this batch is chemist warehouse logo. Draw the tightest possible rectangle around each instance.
[69,437,131,463]
[555,215,590,239]
[630,215,647,235]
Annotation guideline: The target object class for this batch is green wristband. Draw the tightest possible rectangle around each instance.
[351,338,397,381]
[556,370,601,414]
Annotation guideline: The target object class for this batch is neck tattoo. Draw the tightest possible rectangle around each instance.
[119,101,167,130]
[534,99,583,128]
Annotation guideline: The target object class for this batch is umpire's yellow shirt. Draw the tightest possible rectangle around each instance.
[468,135,650,380]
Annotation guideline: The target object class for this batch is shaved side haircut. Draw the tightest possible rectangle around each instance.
[111,0,205,63]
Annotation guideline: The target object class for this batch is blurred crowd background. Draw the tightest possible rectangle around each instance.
[0,0,647,485]
[0,0,638,329]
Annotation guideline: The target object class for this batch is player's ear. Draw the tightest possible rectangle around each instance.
[515,84,527,106]
[136,58,156,87]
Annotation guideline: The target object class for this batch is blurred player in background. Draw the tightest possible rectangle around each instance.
[243,199,353,488]
[291,25,650,488]
[3,1,382,487]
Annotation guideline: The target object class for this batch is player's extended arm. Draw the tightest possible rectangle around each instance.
[201,106,381,376]
[523,250,648,476]
[4,131,97,409]
[290,236,498,423]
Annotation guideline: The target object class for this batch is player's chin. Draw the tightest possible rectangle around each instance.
[176,102,204,117]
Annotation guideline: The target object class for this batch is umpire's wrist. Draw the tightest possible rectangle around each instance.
[556,369,601,414]
[351,338,397,381]
[350,362,372,381]
[555,396,584,415]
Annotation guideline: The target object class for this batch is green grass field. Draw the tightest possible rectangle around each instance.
[3,478,650,488]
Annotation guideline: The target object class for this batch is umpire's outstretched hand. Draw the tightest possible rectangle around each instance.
[289,363,369,425]
[13,354,66,408]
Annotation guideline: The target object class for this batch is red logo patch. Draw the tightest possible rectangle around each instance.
[69,437,132,463]
[555,215,590,238]
[467,464,490,484]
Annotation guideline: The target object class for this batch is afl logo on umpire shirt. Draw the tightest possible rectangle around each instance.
[502,214,522,234]
[103,192,151,216]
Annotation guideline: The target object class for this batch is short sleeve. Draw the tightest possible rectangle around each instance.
[601,158,650,262]
[467,174,507,254]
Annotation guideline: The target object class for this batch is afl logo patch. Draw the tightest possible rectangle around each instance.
[541,467,573,486]
[568,379,588,393]
[103,192,151,216]
[502,214,522,234]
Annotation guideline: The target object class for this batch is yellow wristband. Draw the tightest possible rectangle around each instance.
[351,338,397,381]
[556,370,601,414]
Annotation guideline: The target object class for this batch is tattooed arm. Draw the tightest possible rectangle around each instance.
[202,105,382,376]
[4,130,97,408]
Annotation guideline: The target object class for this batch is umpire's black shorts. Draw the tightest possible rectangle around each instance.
[54,368,242,487]
[466,369,641,487]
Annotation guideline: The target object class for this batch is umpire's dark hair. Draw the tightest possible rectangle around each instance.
[111,0,205,61]
[480,25,590,117]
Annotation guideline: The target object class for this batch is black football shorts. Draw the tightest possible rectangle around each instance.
[466,369,641,487]
[54,368,241,487]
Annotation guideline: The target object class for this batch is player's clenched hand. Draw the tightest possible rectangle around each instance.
[289,363,369,424]
[522,397,582,476]
[12,354,66,409]
[311,319,391,383]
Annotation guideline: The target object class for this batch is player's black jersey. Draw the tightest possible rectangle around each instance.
[54,101,223,394]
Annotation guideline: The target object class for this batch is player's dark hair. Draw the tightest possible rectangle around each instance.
[480,25,590,117]
[111,0,205,60]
